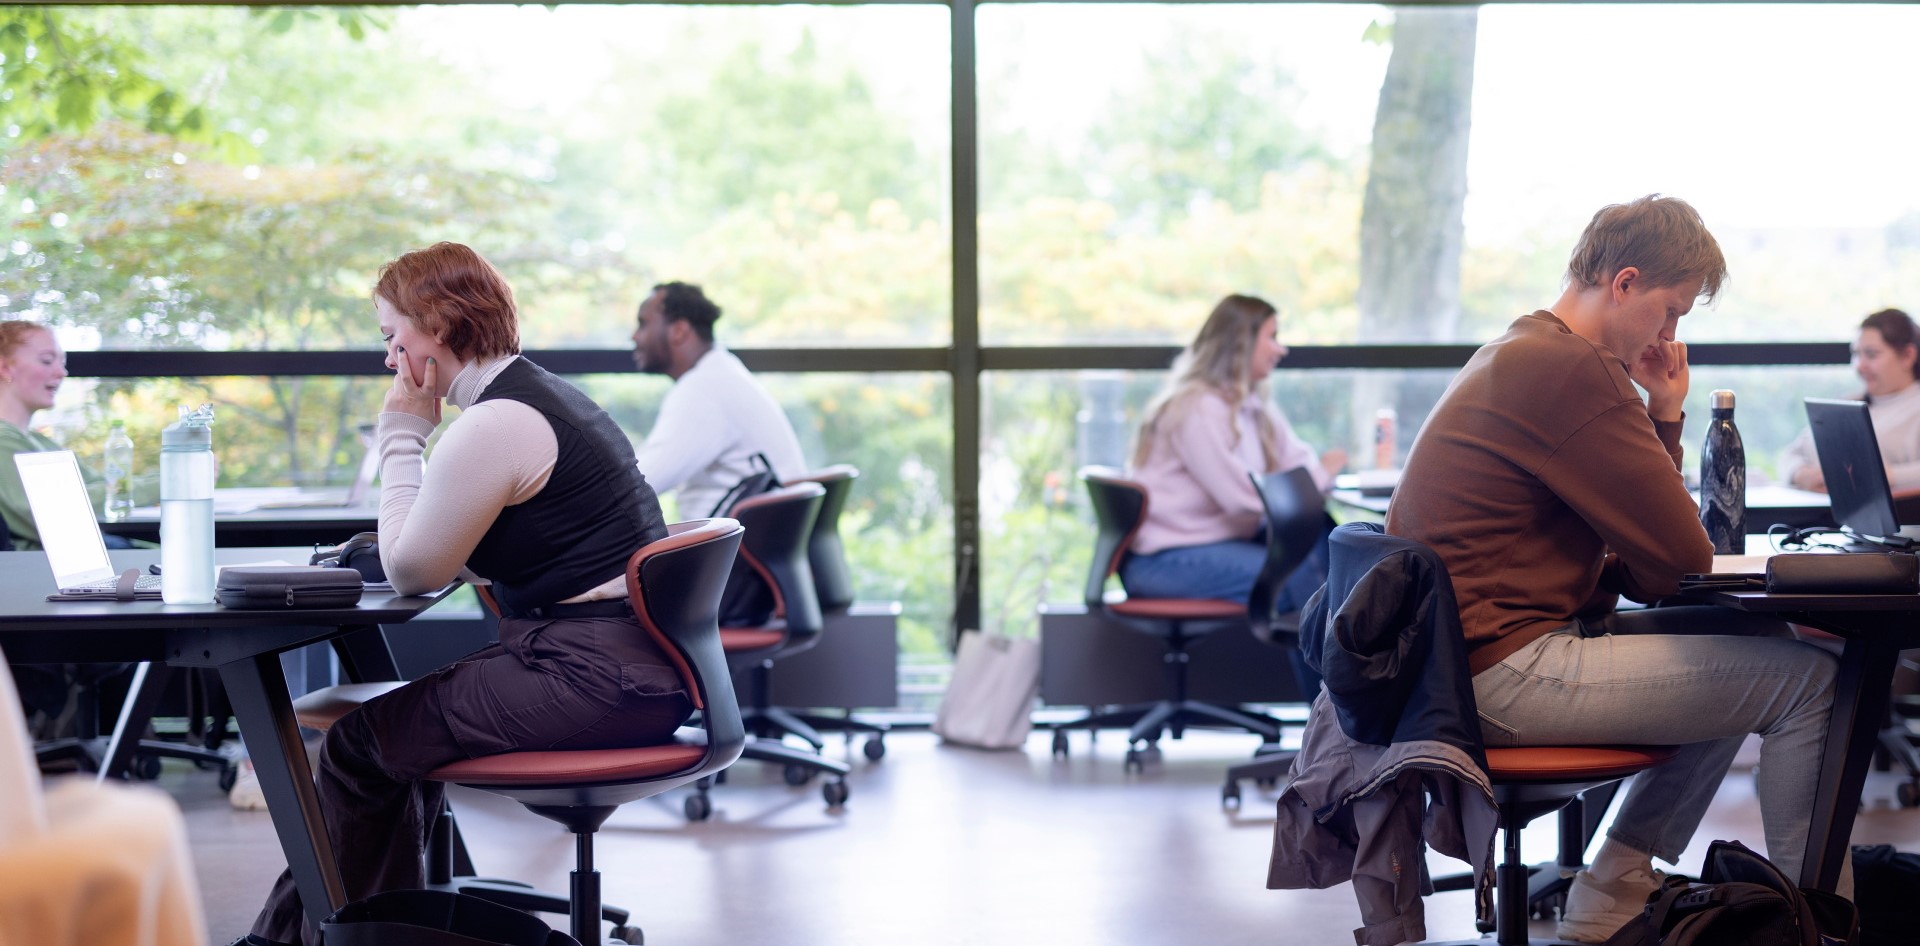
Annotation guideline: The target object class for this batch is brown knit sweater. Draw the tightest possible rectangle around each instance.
[1386,311,1715,674]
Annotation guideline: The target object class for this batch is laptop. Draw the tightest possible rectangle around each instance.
[1804,397,1916,550]
[12,450,162,598]
[247,438,380,510]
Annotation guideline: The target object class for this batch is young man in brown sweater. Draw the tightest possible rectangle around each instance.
[1387,195,1839,942]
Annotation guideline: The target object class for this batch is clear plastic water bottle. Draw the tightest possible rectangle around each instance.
[1373,407,1398,470]
[161,404,217,604]
[102,420,134,522]
[1699,389,1747,555]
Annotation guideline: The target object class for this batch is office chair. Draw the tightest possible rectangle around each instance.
[689,482,851,820]
[1049,467,1284,772]
[1317,526,1676,946]
[772,464,888,761]
[425,518,748,946]
[1218,466,1331,807]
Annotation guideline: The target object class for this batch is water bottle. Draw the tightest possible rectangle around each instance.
[102,420,134,522]
[1373,407,1398,470]
[1699,389,1747,554]
[161,404,217,604]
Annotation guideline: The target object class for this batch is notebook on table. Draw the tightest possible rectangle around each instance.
[12,450,162,599]
[1805,397,1916,551]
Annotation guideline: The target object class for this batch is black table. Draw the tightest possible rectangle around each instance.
[102,496,378,549]
[1680,582,1920,891]
[0,547,456,928]
[1330,481,1836,530]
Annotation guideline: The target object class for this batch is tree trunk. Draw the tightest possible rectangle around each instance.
[1354,6,1478,464]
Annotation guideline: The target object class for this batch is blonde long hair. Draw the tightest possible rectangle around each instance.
[1132,294,1282,470]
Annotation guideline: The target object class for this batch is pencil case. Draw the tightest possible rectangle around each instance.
[217,565,365,609]
[1764,552,1919,595]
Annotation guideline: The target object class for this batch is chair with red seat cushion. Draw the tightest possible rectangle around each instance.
[760,466,890,761]
[423,518,747,946]
[1048,467,1285,770]
[693,481,852,817]
[1426,745,1680,945]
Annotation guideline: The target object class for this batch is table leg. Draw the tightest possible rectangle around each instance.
[330,623,400,683]
[221,651,346,928]
[97,661,172,782]
[1803,632,1900,890]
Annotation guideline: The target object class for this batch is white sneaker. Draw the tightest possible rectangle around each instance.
[228,758,267,811]
[1556,867,1666,943]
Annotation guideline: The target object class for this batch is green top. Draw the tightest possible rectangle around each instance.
[0,420,106,552]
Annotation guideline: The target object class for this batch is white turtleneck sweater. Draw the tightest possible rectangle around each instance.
[374,354,624,602]
[1780,381,1920,492]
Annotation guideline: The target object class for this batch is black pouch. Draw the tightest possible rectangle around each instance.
[216,565,364,610]
[1765,552,1919,595]
[322,889,580,946]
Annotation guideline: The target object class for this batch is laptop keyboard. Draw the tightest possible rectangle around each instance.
[62,573,163,594]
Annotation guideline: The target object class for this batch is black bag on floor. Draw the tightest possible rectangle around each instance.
[322,889,580,946]
[1601,840,1858,946]
[1851,843,1920,946]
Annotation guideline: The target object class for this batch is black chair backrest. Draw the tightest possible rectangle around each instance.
[628,519,747,758]
[724,482,826,639]
[1247,466,1328,641]
[787,465,858,613]
[1081,467,1148,608]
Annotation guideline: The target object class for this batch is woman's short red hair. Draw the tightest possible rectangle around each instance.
[373,242,521,361]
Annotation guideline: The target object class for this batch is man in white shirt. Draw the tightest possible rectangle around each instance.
[631,282,807,517]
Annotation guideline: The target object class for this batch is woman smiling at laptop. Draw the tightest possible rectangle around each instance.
[0,320,133,551]
[245,243,689,946]
[1782,307,1920,492]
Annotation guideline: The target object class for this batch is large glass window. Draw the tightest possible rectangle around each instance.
[3,4,952,354]
[979,3,1920,346]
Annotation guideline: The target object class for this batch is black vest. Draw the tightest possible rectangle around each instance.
[466,358,667,614]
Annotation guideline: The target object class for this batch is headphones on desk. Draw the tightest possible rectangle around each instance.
[311,531,385,583]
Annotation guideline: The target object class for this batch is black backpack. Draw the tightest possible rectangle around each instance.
[712,453,780,628]
[1851,843,1920,946]
[1601,840,1858,946]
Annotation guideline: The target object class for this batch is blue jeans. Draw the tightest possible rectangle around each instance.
[1472,606,1836,879]
[1119,531,1332,698]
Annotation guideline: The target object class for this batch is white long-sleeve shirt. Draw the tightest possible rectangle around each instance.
[1780,382,1920,492]
[634,346,807,517]
[375,354,622,602]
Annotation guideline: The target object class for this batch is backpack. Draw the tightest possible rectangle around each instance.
[1601,840,1858,946]
[712,453,781,628]
[1851,843,1920,946]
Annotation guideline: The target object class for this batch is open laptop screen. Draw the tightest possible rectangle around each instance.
[1805,397,1905,542]
[12,450,116,587]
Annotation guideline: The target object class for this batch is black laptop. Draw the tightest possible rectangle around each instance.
[1805,397,1915,550]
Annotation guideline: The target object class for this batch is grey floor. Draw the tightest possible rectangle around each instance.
[161,727,1920,946]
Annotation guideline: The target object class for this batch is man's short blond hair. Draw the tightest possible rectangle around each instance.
[1567,195,1727,302]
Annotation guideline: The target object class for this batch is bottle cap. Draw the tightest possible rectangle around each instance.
[162,403,215,450]
[1711,389,1735,410]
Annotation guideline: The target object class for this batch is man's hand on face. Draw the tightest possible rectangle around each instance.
[1631,339,1689,423]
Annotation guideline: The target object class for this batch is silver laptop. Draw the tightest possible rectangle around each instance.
[248,430,380,510]
[12,450,162,597]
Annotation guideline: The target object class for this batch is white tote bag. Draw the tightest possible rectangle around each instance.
[933,630,1041,750]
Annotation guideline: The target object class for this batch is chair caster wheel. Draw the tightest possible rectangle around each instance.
[1255,776,1279,789]
[684,792,712,822]
[1124,749,1145,773]
[862,735,886,761]
[1221,782,1241,809]
[132,754,163,780]
[610,924,644,945]
[783,763,815,786]
[218,763,238,792]
[822,779,850,807]
[1051,730,1069,758]
[1898,780,1920,808]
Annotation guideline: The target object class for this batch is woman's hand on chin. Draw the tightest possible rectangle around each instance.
[384,347,442,426]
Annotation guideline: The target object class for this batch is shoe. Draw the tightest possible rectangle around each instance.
[1556,867,1666,943]
[228,758,268,811]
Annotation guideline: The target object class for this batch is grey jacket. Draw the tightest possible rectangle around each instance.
[1266,693,1497,945]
